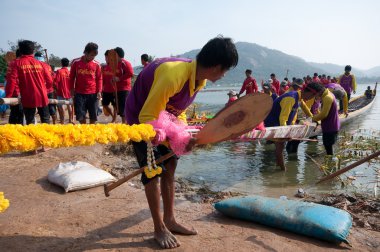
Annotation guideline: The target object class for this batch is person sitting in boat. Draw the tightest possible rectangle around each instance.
[264,84,313,170]
[305,82,340,156]
[262,80,278,101]
[325,83,348,116]
[364,86,374,99]
[226,90,238,106]
[338,65,356,112]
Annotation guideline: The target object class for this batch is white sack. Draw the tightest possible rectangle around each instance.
[48,161,116,192]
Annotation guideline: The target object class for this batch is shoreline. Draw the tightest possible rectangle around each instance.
[1,144,379,251]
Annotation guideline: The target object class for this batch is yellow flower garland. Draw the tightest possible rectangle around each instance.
[0,123,156,154]
[0,192,10,213]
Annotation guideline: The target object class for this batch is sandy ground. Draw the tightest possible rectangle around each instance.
[0,143,379,252]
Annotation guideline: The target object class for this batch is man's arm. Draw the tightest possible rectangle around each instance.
[279,97,295,126]
[352,74,357,93]
[5,62,17,98]
[69,61,77,92]
[312,94,333,122]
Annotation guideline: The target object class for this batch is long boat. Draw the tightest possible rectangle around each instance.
[187,83,377,140]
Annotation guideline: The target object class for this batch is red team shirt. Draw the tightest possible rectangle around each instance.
[69,56,102,94]
[272,79,280,95]
[239,76,258,95]
[101,64,116,93]
[6,55,52,108]
[115,58,134,91]
[54,67,71,98]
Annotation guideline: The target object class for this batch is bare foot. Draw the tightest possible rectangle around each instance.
[154,228,180,249]
[164,220,198,235]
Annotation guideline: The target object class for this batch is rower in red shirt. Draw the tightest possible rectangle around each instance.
[113,47,134,123]
[5,49,23,124]
[35,52,57,124]
[102,50,117,122]
[54,58,73,124]
[238,69,258,97]
[270,73,280,95]
[141,53,150,68]
[70,42,102,124]
[6,40,52,125]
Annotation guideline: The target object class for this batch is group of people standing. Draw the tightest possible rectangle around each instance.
[3,40,147,127]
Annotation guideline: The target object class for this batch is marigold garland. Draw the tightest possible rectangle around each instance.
[0,192,10,213]
[0,123,156,154]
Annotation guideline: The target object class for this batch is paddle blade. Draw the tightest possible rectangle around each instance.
[108,49,118,75]
[195,93,272,145]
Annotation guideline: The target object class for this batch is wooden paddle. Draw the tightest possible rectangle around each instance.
[104,93,273,196]
[108,49,119,116]
[316,150,380,184]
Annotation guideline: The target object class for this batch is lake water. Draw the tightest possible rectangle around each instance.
[176,83,380,197]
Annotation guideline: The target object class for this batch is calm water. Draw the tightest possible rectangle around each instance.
[177,84,380,197]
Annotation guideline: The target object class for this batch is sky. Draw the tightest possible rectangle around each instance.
[1,0,380,70]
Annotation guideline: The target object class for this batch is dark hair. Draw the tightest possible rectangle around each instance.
[18,40,35,55]
[284,77,288,81]
[15,49,21,58]
[313,73,318,77]
[61,58,69,67]
[83,42,98,54]
[114,47,124,58]
[141,53,149,62]
[245,69,252,74]
[34,52,43,57]
[196,36,238,71]
[305,82,325,94]
[345,65,351,71]
[270,73,275,77]
[104,50,110,56]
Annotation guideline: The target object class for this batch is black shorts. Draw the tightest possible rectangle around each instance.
[23,106,50,125]
[117,90,129,116]
[102,92,116,106]
[322,131,338,147]
[132,141,178,185]
[47,92,57,116]
[74,93,98,121]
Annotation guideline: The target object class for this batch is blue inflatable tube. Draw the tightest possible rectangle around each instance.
[214,195,352,244]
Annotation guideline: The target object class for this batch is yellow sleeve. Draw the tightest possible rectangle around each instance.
[312,93,333,122]
[343,92,348,113]
[279,97,295,126]
[300,100,313,117]
[352,74,357,91]
[139,63,189,123]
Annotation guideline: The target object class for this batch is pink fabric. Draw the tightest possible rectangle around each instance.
[148,111,192,155]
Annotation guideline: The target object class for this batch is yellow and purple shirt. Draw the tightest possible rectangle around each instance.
[125,58,206,125]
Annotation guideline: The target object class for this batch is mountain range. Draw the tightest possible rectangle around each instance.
[178,42,380,85]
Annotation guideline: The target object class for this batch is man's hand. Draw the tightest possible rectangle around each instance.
[152,129,166,146]
[185,137,197,152]
[345,112,349,118]
[97,92,102,100]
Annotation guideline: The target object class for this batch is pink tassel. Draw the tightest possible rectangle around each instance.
[148,111,192,155]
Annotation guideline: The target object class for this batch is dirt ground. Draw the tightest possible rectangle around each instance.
[1,143,380,252]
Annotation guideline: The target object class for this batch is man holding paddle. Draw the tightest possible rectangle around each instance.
[125,36,238,249]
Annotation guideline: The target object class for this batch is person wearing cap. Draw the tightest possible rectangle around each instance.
[279,80,289,95]
[238,69,257,97]
[264,82,313,170]
[262,79,278,101]
[226,90,238,106]
[270,73,280,95]
[337,65,356,103]
[303,82,340,156]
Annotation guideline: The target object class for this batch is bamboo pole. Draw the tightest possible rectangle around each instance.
[0,98,72,105]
